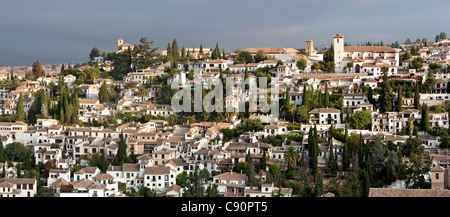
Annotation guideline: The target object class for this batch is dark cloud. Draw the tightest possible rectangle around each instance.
[0,0,449,65]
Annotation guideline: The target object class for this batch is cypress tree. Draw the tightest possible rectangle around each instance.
[318,90,323,108]
[59,109,64,124]
[172,39,180,60]
[286,88,290,108]
[311,125,319,177]
[181,46,186,59]
[303,84,309,108]
[117,133,128,165]
[222,48,226,59]
[199,44,203,55]
[422,103,430,132]
[0,140,5,163]
[366,154,373,183]
[344,121,348,143]
[362,169,371,197]
[324,82,329,108]
[414,83,420,110]
[342,144,350,171]
[15,93,25,122]
[1,165,5,178]
[380,69,393,113]
[166,43,173,62]
[262,150,267,170]
[244,67,249,90]
[308,128,314,169]
[329,139,336,173]
[385,161,393,185]
[397,86,403,112]
[315,171,324,197]
[346,101,350,122]
[368,86,374,104]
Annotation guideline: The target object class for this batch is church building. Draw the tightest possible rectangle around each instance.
[333,33,399,76]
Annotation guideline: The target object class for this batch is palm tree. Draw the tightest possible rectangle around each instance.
[284,146,300,168]
[289,104,297,123]
[138,88,147,102]
[408,117,414,139]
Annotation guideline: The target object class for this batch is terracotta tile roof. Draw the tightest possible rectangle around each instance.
[144,165,171,175]
[0,177,35,185]
[92,173,114,180]
[107,166,123,172]
[431,165,446,172]
[309,108,341,114]
[214,172,246,181]
[74,167,99,174]
[167,184,182,193]
[71,179,105,189]
[122,163,140,172]
[369,188,450,197]
[344,46,398,53]
[52,178,68,189]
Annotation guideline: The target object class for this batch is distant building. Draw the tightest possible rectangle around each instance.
[117,38,133,53]
[333,33,399,75]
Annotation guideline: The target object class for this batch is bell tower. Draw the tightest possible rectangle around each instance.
[333,33,344,72]
[305,39,314,55]
[118,38,124,51]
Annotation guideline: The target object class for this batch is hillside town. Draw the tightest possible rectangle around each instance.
[1,32,450,198]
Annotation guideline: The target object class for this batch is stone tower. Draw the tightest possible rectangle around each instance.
[305,39,314,55]
[333,33,344,73]
[431,165,446,189]
[118,38,124,51]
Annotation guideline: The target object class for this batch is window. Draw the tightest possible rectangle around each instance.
[436,173,440,179]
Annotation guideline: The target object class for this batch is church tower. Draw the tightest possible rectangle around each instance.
[333,33,344,72]
[118,38,124,51]
[305,39,314,55]
[431,165,446,189]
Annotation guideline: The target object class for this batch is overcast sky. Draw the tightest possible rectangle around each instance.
[1,0,449,65]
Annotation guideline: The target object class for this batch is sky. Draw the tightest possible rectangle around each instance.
[1,0,449,65]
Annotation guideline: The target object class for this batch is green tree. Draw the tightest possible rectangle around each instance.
[314,171,324,197]
[379,69,393,113]
[296,59,307,71]
[404,154,431,189]
[4,142,32,162]
[31,60,45,80]
[89,47,101,62]
[0,140,6,163]
[284,146,300,168]
[165,43,173,62]
[172,39,180,60]
[424,70,437,93]
[342,172,359,197]
[255,50,267,63]
[414,84,420,110]
[86,153,110,172]
[349,110,372,130]
[236,50,253,64]
[117,133,127,165]
[177,171,189,187]
[421,103,430,132]
[362,169,371,197]
[324,82,329,108]
[342,144,350,171]
[15,93,25,122]
[397,86,403,112]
